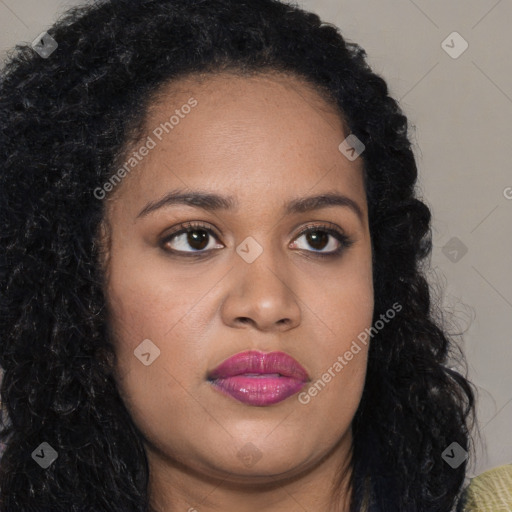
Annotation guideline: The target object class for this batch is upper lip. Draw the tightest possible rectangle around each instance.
[208,350,310,381]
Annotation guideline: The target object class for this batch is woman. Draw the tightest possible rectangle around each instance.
[0,0,476,510]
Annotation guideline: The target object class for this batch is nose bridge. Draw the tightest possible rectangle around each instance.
[237,233,289,297]
[221,232,301,330]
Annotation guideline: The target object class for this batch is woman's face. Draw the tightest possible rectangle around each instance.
[103,71,374,489]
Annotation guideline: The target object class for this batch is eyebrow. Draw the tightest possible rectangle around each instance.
[136,189,365,224]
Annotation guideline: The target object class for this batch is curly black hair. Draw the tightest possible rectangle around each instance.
[0,0,476,510]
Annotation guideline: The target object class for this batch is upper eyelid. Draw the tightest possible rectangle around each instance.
[163,221,345,238]
[295,221,346,236]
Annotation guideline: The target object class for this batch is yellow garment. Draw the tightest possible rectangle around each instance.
[462,464,512,511]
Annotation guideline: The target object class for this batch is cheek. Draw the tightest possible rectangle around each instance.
[296,291,372,447]
[105,256,216,435]
[106,271,204,391]
[297,258,373,417]
[108,285,207,452]
[105,248,207,351]
[310,256,374,347]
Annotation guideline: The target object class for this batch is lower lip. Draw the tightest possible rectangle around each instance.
[209,375,307,406]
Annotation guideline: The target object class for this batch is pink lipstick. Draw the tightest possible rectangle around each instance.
[207,350,309,406]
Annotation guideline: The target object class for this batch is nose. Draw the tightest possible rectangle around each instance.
[220,244,302,332]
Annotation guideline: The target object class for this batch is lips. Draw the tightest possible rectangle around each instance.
[207,350,309,406]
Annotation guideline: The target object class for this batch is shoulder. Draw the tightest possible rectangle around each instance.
[460,464,512,511]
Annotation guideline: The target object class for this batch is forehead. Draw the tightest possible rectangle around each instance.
[140,70,350,161]
[149,69,346,124]
[107,70,366,218]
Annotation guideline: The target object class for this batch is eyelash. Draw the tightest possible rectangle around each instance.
[159,221,355,259]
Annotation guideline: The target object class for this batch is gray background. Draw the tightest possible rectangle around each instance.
[1,0,511,479]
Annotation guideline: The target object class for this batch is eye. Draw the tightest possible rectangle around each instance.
[160,221,355,259]
[290,223,354,258]
[160,221,223,255]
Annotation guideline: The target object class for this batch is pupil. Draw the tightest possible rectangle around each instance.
[307,231,327,250]
[188,230,208,250]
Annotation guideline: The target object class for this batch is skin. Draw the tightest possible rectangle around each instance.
[102,71,374,512]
